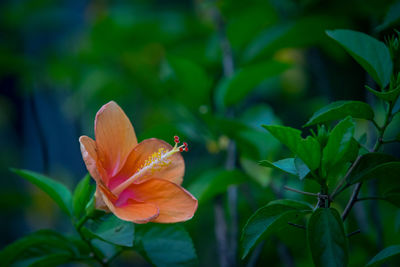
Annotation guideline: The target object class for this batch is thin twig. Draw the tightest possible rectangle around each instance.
[341,183,362,221]
[288,222,306,230]
[347,229,361,238]
[283,186,320,197]
[330,155,362,199]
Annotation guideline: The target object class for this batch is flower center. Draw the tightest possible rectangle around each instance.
[111,136,188,195]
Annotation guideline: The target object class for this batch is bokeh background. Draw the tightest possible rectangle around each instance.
[1,0,400,266]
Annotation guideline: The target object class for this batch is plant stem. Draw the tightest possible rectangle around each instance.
[288,222,306,230]
[341,182,362,221]
[356,196,386,201]
[283,186,320,197]
[347,229,361,238]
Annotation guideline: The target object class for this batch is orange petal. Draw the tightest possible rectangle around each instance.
[127,178,198,223]
[95,101,138,177]
[98,185,159,223]
[79,135,109,185]
[109,138,184,190]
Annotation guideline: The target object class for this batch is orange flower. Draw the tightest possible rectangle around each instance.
[79,101,197,223]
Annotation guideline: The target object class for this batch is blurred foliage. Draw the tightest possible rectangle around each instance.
[1,0,400,266]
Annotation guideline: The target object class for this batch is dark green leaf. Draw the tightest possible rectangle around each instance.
[28,253,72,267]
[73,174,94,219]
[262,125,321,170]
[86,214,135,247]
[383,190,400,208]
[294,157,311,180]
[326,29,392,88]
[322,117,355,174]
[365,245,400,267]
[365,85,400,101]
[347,153,399,185]
[241,199,312,258]
[188,169,246,203]
[304,101,374,127]
[307,208,348,267]
[215,60,289,109]
[135,224,198,267]
[375,1,400,32]
[259,158,297,176]
[11,169,73,216]
[0,230,75,266]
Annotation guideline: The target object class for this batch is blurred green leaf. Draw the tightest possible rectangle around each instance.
[188,169,246,203]
[86,214,135,247]
[135,224,198,267]
[0,230,75,266]
[28,253,72,267]
[240,157,272,187]
[259,158,297,176]
[322,117,355,175]
[241,199,312,259]
[295,157,311,180]
[365,85,400,101]
[166,55,211,109]
[262,125,321,171]
[11,169,73,216]
[307,208,348,267]
[73,174,94,219]
[215,60,289,109]
[304,100,374,127]
[326,29,393,88]
[375,1,400,32]
[384,190,400,208]
[365,245,400,267]
[347,153,399,185]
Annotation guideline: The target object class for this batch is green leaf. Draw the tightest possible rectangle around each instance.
[28,253,72,267]
[72,174,94,219]
[366,245,400,267]
[0,230,75,266]
[322,117,355,174]
[86,214,135,247]
[384,190,400,208]
[11,169,73,216]
[241,199,312,258]
[375,1,400,32]
[307,208,348,267]
[215,60,289,109]
[347,153,399,185]
[304,100,374,127]
[262,125,321,170]
[259,157,310,180]
[188,169,246,203]
[326,29,393,88]
[365,85,400,101]
[259,158,297,176]
[135,224,198,267]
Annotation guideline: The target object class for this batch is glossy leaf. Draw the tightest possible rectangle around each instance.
[366,245,400,267]
[262,125,321,170]
[259,158,297,176]
[304,101,374,127]
[307,208,348,267]
[295,157,311,180]
[326,29,392,88]
[365,85,400,101]
[215,60,289,108]
[72,174,94,219]
[11,169,73,216]
[86,214,135,247]
[322,117,355,174]
[188,169,246,203]
[347,152,400,185]
[135,224,198,267]
[241,199,312,258]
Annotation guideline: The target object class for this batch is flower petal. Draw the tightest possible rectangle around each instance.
[95,101,138,177]
[98,185,159,223]
[109,138,184,190]
[126,178,198,223]
[79,135,109,185]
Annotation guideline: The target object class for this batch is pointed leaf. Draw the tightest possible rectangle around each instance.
[366,245,400,267]
[262,125,320,170]
[73,174,95,219]
[326,29,392,88]
[304,101,374,127]
[241,199,312,258]
[11,169,72,216]
[375,1,400,32]
[308,208,348,267]
[365,85,400,101]
[259,158,297,176]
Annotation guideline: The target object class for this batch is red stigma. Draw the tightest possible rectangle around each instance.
[179,147,184,152]
[184,147,188,152]
[183,142,188,147]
